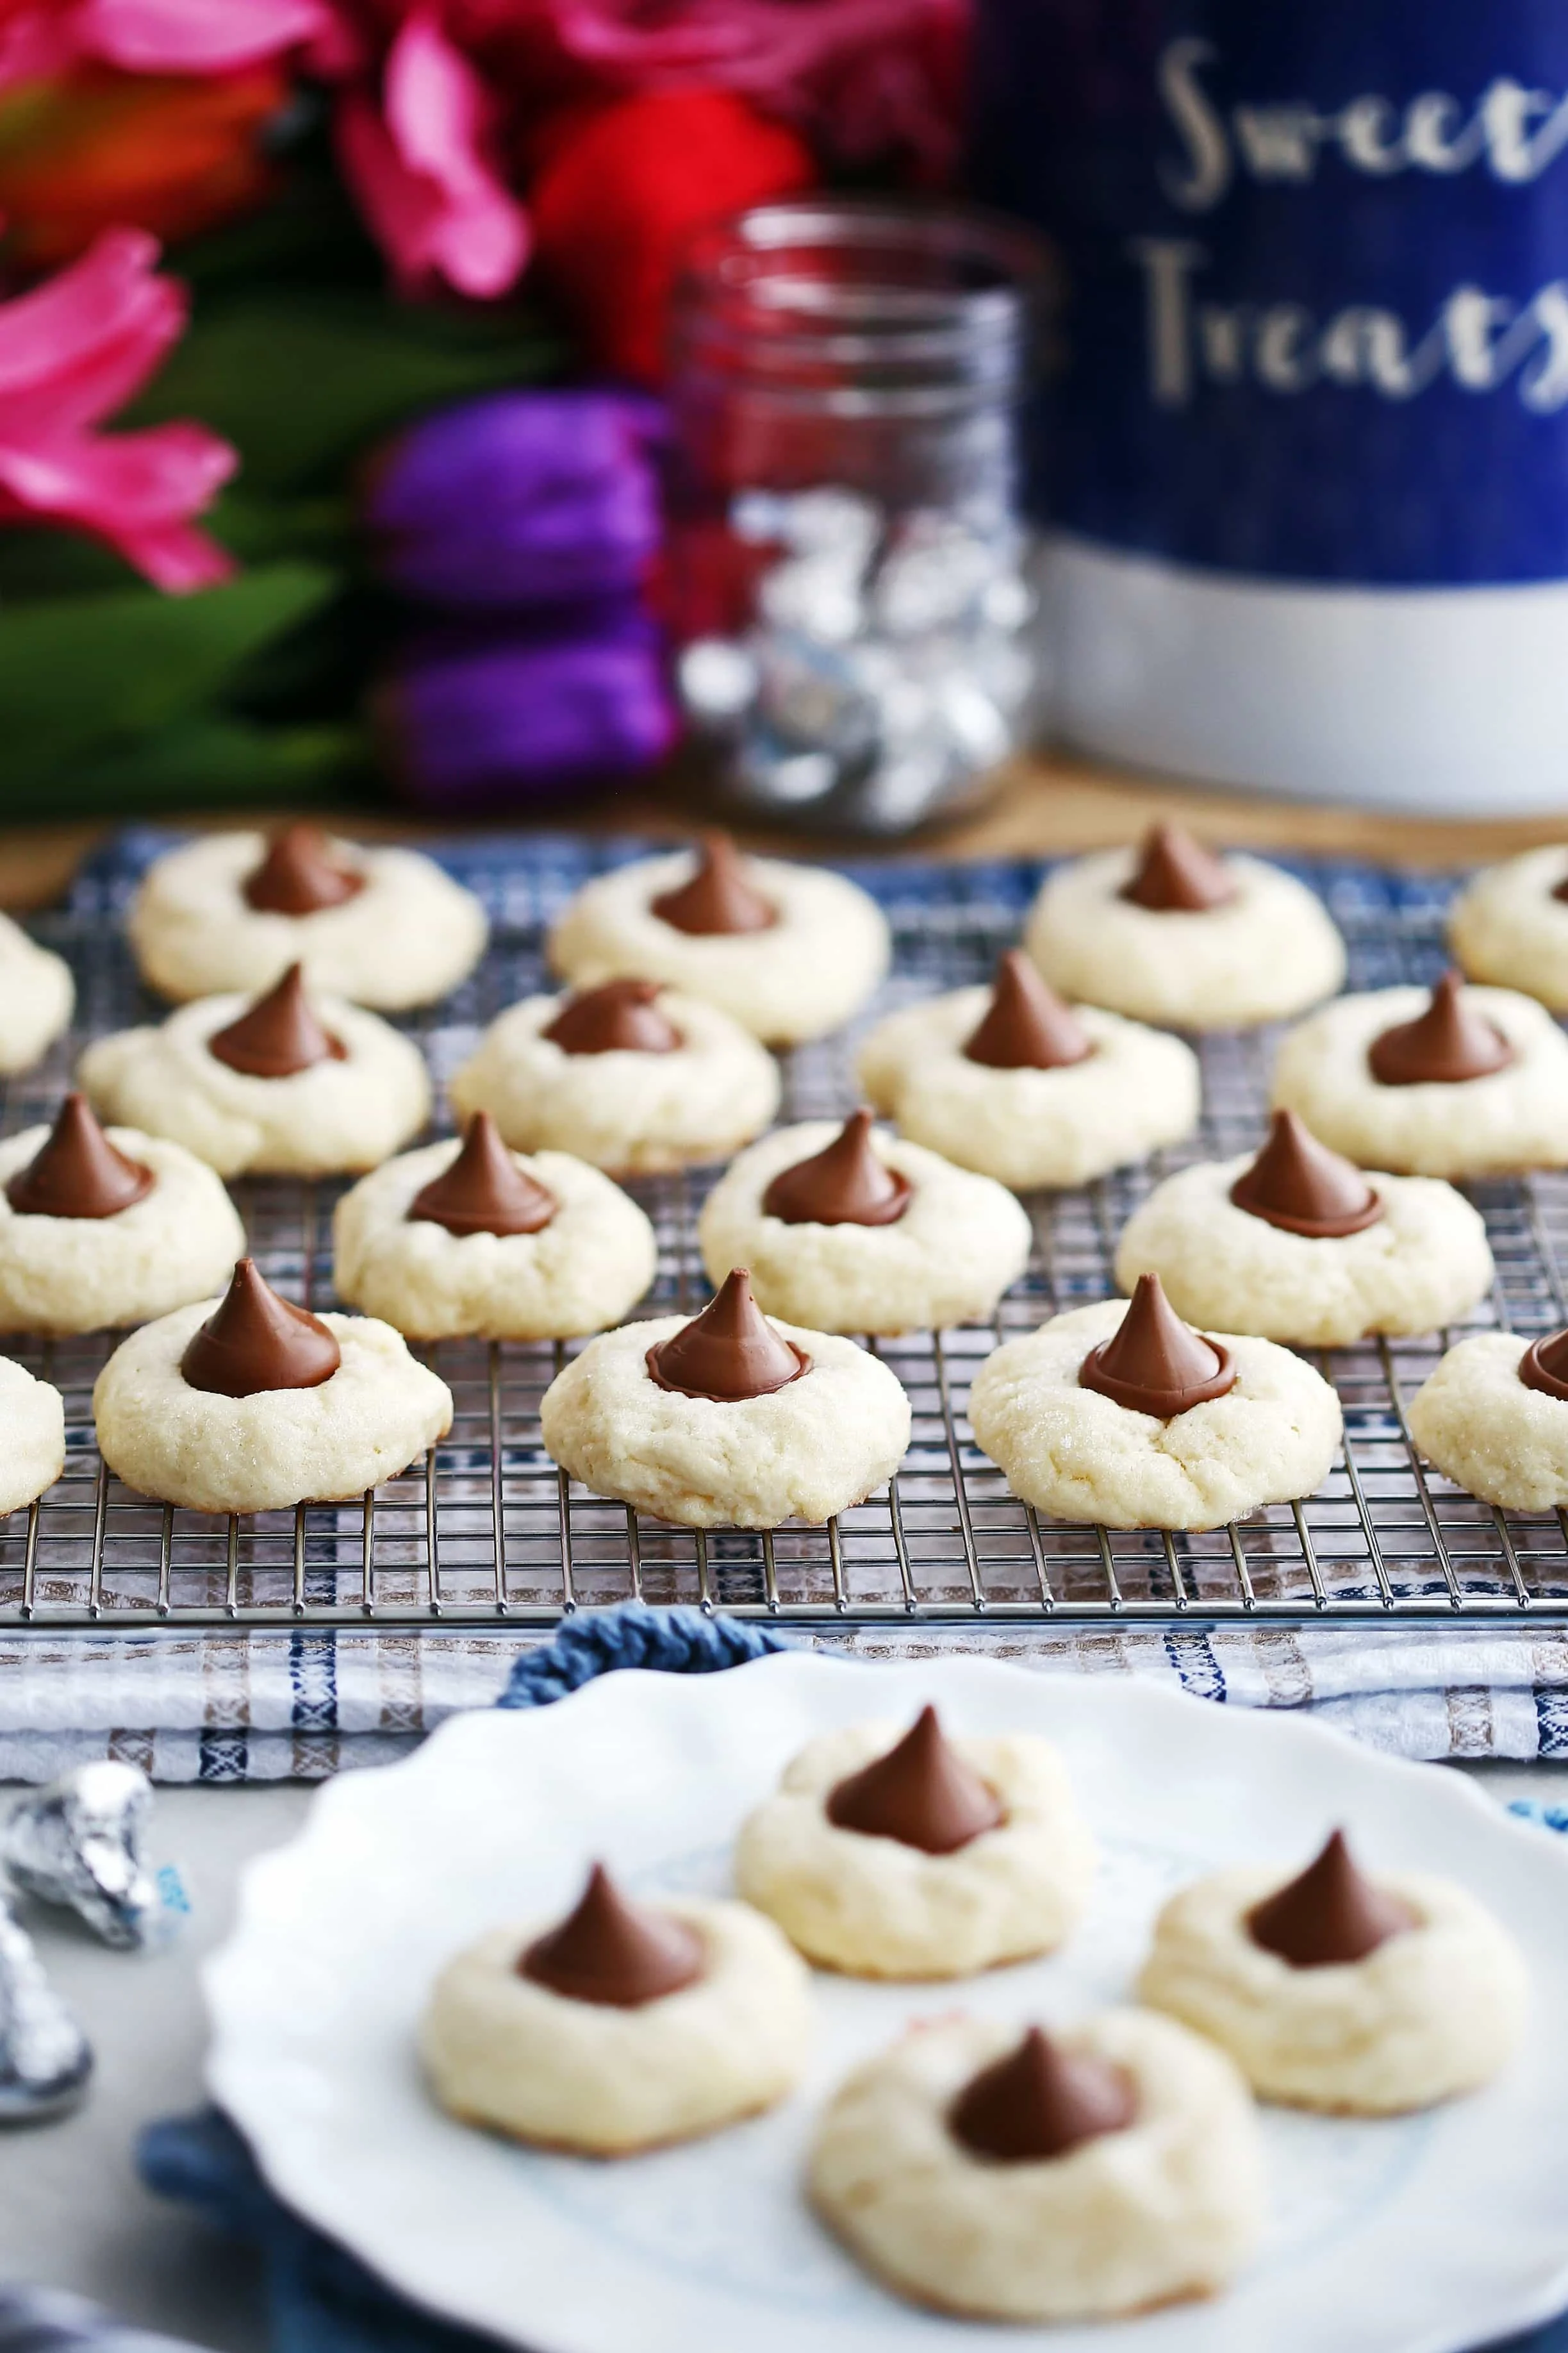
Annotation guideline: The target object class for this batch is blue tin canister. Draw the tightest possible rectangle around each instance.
[972,1,1568,810]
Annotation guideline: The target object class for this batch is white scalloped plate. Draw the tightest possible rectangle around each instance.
[205,1652,1568,2353]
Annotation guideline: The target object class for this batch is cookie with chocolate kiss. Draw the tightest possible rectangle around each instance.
[963,952,1093,1071]
[762,1110,911,1227]
[950,2027,1135,2162]
[1119,824,1237,913]
[1367,971,1514,1086]
[826,1706,1003,1854]
[1247,1830,1415,1968]
[1230,1110,1382,1238]
[409,1113,555,1236]
[646,1268,807,1400]
[181,1258,341,1397]
[651,833,777,936]
[243,824,364,916]
[6,1093,152,1218]
[541,978,681,1056]
[1518,1325,1568,1401]
[1080,1272,1235,1416]
[520,1863,704,2008]
[208,965,347,1078]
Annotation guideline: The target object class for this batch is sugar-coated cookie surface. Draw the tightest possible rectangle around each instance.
[128,831,487,1009]
[547,848,889,1043]
[735,1721,1095,1977]
[1449,846,1568,1009]
[540,1315,909,1528]
[0,1354,65,1515]
[0,1125,244,1334]
[1139,1862,1526,2113]
[969,1299,1342,1530]
[421,1897,812,2155]
[809,2010,1265,2320]
[94,1302,452,1513]
[0,913,73,1075]
[1114,1156,1493,1346]
[333,1138,654,1340]
[1271,983,1568,1176]
[857,989,1199,1189]
[698,1123,1030,1334]
[1408,1331,1568,1510]
[1025,847,1344,1029]
[77,994,430,1177]
[450,988,779,1173]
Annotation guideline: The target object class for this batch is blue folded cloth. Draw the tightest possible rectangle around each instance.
[136,1606,1568,2353]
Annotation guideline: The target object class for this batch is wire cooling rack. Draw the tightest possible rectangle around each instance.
[4,831,1568,1632]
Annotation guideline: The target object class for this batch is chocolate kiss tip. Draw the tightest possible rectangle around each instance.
[541,977,681,1056]
[180,1258,341,1399]
[1519,1325,1568,1401]
[243,822,364,917]
[964,951,1093,1072]
[409,1113,556,1237]
[646,1267,807,1401]
[1079,1272,1235,1417]
[1230,1109,1382,1238]
[6,1092,153,1220]
[520,1862,703,2008]
[650,831,777,936]
[1119,822,1237,913]
[1247,1829,1415,1969]
[1367,969,1515,1088]
[761,1110,912,1227]
[825,1704,1004,1854]
[208,963,345,1079]
[950,2027,1137,2164]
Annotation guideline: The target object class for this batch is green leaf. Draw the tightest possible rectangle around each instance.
[126,291,563,492]
[0,561,338,774]
[0,719,370,822]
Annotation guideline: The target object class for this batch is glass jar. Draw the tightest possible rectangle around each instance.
[666,199,1046,835]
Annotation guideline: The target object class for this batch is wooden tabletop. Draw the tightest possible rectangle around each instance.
[4,748,1565,910]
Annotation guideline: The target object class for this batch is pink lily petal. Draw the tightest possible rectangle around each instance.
[0,0,324,92]
[337,5,527,299]
[0,230,186,437]
[0,420,236,590]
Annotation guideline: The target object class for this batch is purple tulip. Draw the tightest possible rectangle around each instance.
[365,389,666,611]
[381,606,679,809]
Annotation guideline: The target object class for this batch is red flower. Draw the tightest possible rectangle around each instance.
[529,87,813,383]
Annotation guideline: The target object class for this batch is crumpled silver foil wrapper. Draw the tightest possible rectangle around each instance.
[3,1761,174,1950]
[0,1896,91,2120]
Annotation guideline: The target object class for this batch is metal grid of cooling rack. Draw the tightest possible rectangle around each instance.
[4,838,1568,1631]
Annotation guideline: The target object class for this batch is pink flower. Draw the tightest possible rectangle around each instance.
[0,224,235,588]
[0,0,327,90]
[333,4,526,298]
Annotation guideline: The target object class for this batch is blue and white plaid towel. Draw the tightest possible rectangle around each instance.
[131,1608,1565,2353]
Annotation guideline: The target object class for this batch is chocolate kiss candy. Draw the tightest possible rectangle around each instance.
[1229,1110,1382,1239]
[6,1094,153,1219]
[650,832,777,935]
[825,1706,1003,1854]
[208,963,347,1079]
[1119,823,1237,912]
[762,1110,912,1227]
[180,1258,341,1397]
[1248,1829,1415,1968]
[950,2027,1136,2163]
[1080,1272,1236,1416]
[1519,1326,1568,1401]
[520,1862,703,2007]
[409,1113,556,1236]
[243,823,364,915]
[963,951,1094,1071]
[1367,970,1514,1086]
[541,977,681,1056]
[646,1267,808,1401]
